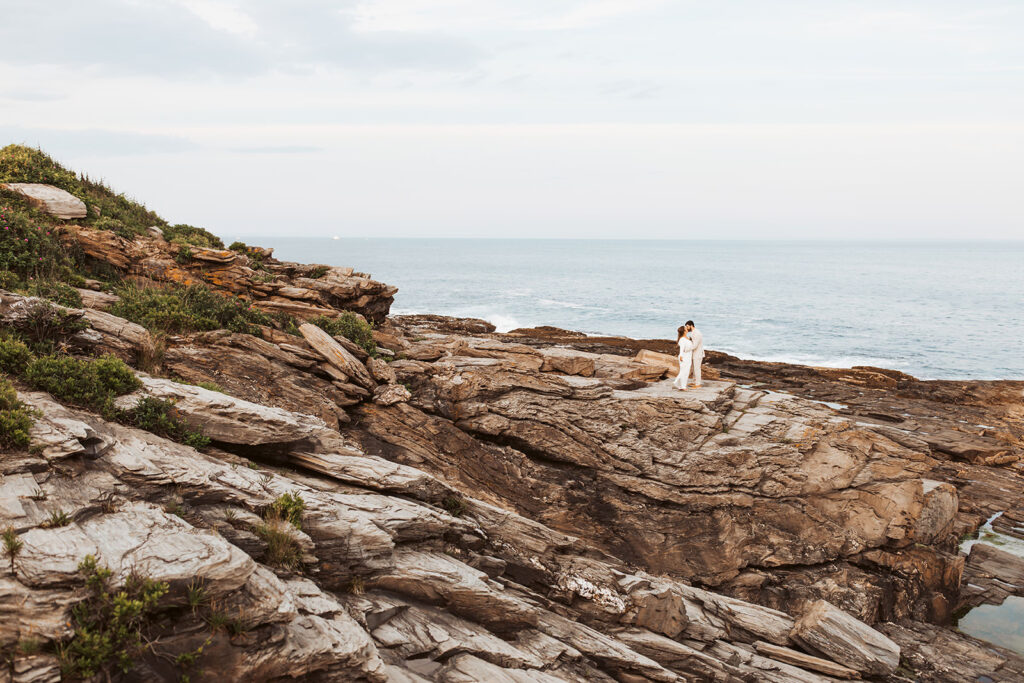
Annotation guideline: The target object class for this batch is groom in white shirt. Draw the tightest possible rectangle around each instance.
[684,320,703,388]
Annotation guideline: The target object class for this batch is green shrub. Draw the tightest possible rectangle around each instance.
[57,555,169,680]
[307,265,329,279]
[24,279,82,307]
[91,216,145,241]
[25,354,140,417]
[111,284,270,336]
[268,492,305,528]
[1,145,166,237]
[0,377,35,448]
[441,496,467,518]
[0,204,71,280]
[174,245,192,265]
[0,269,20,290]
[0,336,32,375]
[119,397,209,449]
[163,224,224,249]
[310,313,376,356]
[228,241,247,253]
[268,312,301,336]
[0,144,79,191]
[82,186,164,234]
[5,299,88,348]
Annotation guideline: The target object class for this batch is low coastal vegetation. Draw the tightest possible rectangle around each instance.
[110,283,270,336]
[23,354,140,418]
[310,313,376,356]
[0,375,35,448]
[119,397,210,449]
[161,223,224,249]
[1,144,164,233]
[57,555,169,680]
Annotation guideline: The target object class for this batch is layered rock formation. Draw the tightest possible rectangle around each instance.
[62,225,396,324]
[2,222,1024,681]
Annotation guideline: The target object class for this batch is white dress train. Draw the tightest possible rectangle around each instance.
[673,336,694,389]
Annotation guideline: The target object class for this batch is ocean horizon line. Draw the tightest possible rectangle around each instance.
[232,235,1024,244]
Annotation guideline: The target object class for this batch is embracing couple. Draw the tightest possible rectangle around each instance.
[672,320,704,391]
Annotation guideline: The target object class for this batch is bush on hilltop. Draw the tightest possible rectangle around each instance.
[162,223,224,249]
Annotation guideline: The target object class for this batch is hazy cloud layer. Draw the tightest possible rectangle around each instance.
[0,0,480,76]
[0,127,198,156]
[1,1,1022,238]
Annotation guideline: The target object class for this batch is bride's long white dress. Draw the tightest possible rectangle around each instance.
[673,336,694,389]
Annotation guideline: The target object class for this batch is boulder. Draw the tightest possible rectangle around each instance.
[1,183,86,219]
[790,600,900,676]
[367,356,397,384]
[299,323,376,389]
[539,347,596,376]
[74,288,120,310]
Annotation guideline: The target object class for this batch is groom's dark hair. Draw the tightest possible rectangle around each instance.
[685,320,694,327]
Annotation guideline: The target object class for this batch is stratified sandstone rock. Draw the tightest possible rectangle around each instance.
[373,383,411,406]
[114,375,328,445]
[58,227,398,324]
[752,641,860,679]
[790,600,900,676]
[1,182,86,219]
[300,323,376,390]
[75,288,120,310]
[366,356,397,384]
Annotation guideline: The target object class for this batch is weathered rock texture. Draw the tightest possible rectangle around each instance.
[0,183,87,219]
[59,225,397,324]
[3,252,1024,681]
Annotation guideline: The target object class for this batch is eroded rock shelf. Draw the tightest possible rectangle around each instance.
[2,222,1024,682]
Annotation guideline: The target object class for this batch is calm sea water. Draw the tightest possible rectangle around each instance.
[242,238,1024,380]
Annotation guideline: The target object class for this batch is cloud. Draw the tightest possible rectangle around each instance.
[229,145,324,154]
[0,127,199,156]
[0,0,481,77]
[0,89,64,102]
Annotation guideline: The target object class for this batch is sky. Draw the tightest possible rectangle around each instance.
[1,0,1022,239]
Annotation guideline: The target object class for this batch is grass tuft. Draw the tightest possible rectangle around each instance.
[267,492,305,529]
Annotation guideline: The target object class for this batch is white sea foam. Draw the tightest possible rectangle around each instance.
[486,314,523,333]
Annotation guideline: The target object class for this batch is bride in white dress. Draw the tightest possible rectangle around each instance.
[673,325,694,391]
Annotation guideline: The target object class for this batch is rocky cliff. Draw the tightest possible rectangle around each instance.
[2,168,1024,682]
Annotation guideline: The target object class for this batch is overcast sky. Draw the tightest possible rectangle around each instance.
[1,0,1022,239]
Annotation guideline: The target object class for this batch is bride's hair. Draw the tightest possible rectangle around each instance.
[677,325,687,342]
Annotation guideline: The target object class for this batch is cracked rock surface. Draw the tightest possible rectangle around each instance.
[3,232,1024,681]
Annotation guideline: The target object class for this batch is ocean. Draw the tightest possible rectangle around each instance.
[243,238,1024,381]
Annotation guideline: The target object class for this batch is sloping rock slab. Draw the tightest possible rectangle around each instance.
[114,375,328,445]
[790,599,900,676]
